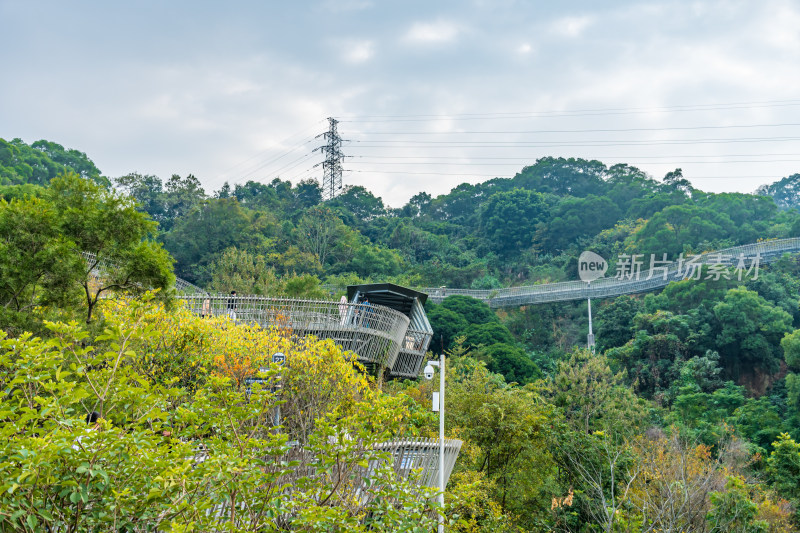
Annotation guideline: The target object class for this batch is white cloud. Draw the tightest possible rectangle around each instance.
[551,15,593,38]
[759,1,800,53]
[517,42,533,54]
[404,20,460,44]
[342,39,375,64]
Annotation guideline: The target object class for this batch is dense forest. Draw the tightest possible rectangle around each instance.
[2,136,800,531]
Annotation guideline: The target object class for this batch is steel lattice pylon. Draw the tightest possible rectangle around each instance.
[314,117,344,200]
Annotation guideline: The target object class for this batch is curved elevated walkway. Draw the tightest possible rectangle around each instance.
[85,253,425,378]
[181,294,410,372]
[176,285,434,380]
[423,238,800,308]
[347,284,434,379]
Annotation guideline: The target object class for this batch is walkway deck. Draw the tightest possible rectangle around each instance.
[423,238,800,308]
[180,294,411,374]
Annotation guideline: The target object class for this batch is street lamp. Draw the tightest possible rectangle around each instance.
[423,352,445,533]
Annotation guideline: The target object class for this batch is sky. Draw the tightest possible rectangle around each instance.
[2,0,800,207]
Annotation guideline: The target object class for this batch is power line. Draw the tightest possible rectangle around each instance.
[282,166,318,182]
[349,159,800,166]
[217,120,324,183]
[348,153,800,161]
[347,122,800,135]
[338,98,800,121]
[266,152,316,177]
[213,103,799,198]
[348,136,800,147]
[348,169,781,180]
[230,138,317,185]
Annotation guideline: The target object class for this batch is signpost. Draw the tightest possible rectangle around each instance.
[271,353,285,426]
[245,355,286,428]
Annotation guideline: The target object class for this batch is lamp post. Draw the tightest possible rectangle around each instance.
[423,352,445,533]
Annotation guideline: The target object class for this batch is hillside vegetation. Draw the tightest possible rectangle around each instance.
[2,137,800,531]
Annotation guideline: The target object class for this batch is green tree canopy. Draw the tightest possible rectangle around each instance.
[48,172,174,322]
[481,188,548,255]
[1,172,173,326]
[477,343,540,385]
[714,287,794,380]
[446,356,552,522]
[463,321,516,349]
[536,194,622,253]
[513,157,607,197]
[634,204,736,257]
[607,311,692,399]
[328,185,386,227]
[30,139,107,186]
[0,195,83,324]
[439,295,498,326]
[426,306,468,353]
[757,173,800,210]
[767,433,800,505]
[163,198,275,283]
[595,295,644,351]
[0,138,108,187]
[0,298,440,531]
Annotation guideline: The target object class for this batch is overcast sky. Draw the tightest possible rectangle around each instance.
[2,0,800,207]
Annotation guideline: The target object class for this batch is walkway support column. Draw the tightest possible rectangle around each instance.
[587,296,595,352]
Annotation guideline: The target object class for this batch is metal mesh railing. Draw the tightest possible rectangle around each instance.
[391,329,433,379]
[423,238,800,308]
[49,437,461,531]
[174,276,206,295]
[388,298,434,379]
[84,252,422,376]
[179,295,410,369]
[374,438,463,489]
[83,251,207,295]
[196,437,462,527]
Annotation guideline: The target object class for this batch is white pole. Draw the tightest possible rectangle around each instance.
[438,351,445,533]
[587,281,595,352]
[588,297,593,333]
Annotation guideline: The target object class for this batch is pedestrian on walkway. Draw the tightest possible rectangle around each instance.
[227,291,237,320]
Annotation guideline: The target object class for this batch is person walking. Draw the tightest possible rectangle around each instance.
[201,297,211,318]
[362,296,373,328]
[227,290,237,320]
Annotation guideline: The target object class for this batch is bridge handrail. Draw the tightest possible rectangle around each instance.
[423,238,800,307]
[178,294,410,368]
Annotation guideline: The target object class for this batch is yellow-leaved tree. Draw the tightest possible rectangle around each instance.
[0,295,440,532]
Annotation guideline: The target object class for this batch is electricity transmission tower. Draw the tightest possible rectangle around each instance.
[314,117,345,200]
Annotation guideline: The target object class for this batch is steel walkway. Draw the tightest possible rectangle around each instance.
[422,238,800,308]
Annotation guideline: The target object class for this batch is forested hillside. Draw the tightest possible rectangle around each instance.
[3,137,800,531]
